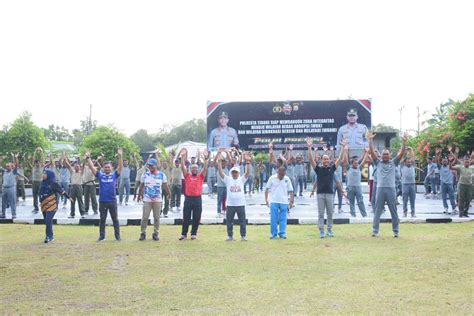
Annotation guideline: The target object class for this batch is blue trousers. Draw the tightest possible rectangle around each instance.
[1,187,16,217]
[348,186,367,216]
[119,178,130,203]
[217,186,227,213]
[43,211,56,240]
[373,187,399,234]
[441,182,456,210]
[60,182,69,204]
[297,176,305,195]
[402,183,416,214]
[270,203,288,237]
[244,176,254,194]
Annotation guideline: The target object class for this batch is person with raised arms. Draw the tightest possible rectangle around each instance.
[367,131,408,237]
[307,137,347,238]
[178,148,209,241]
[85,148,123,242]
[216,149,251,241]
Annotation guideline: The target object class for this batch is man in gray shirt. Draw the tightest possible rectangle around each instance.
[1,163,19,219]
[368,131,408,237]
[438,156,457,214]
[400,154,417,218]
[346,149,369,217]
[294,156,305,196]
[119,159,131,206]
[207,160,217,198]
[216,158,229,217]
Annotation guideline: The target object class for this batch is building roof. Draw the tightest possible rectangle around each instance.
[143,141,207,158]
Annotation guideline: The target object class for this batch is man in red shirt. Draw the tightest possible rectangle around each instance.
[178,148,209,240]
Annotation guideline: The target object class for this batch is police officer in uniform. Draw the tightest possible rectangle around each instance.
[336,108,368,152]
[208,111,239,151]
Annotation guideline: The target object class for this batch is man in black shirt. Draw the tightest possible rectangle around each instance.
[307,138,347,238]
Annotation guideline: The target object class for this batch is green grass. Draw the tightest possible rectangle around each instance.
[0,223,473,314]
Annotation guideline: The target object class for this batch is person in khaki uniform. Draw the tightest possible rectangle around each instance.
[160,160,172,217]
[63,155,85,218]
[82,158,98,214]
[451,156,473,218]
[29,148,46,214]
[133,157,146,203]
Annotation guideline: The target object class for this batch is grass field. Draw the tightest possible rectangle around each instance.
[1,223,473,314]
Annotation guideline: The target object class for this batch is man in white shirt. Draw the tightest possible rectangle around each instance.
[265,166,294,239]
[216,151,251,241]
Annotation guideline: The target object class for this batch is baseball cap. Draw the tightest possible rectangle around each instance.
[147,158,158,166]
[230,166,240,173]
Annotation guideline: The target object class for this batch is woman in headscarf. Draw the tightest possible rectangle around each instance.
[40,169,71,243]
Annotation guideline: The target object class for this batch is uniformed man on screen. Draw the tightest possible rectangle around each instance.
[208,111,239,151]
[336,108,368,149]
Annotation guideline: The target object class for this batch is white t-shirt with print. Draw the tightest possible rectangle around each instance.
[265,175,294,205]
[223,175,248,207]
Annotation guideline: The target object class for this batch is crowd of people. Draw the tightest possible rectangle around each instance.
[0,133,473,243]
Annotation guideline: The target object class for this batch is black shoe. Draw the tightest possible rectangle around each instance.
[152,233,159,241]
[12,216,16,220]
[68,215,75,219]
[32,210,39,214]
[115,237,121,242]
[93,211,98,215]
[44,238,49,244]
[97,237,106,242]
[139,233,146,241]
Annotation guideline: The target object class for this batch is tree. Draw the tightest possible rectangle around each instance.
[71,118,98,146]
[372,123,398,133]
[79,126,140,160]
[0,112,49,157]
[160,118,207,146]
[407,93,473,163]
[129,119,207,153]
[130,129,155,152]
[43,124,73,142]
[449,93,474,153]
[423,100,454,127]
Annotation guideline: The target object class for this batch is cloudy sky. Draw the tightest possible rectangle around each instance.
[0,0,472,136]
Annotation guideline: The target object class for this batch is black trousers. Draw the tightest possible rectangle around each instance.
[226,205,247,238]
[99,201,120,239]
[181,196,202,236]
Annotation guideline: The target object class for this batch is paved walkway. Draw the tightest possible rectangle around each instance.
[1,190,472,225]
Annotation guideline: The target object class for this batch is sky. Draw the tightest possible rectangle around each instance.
[0,0,472,136]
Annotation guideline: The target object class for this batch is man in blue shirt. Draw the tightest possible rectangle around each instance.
[85,148,123,242]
